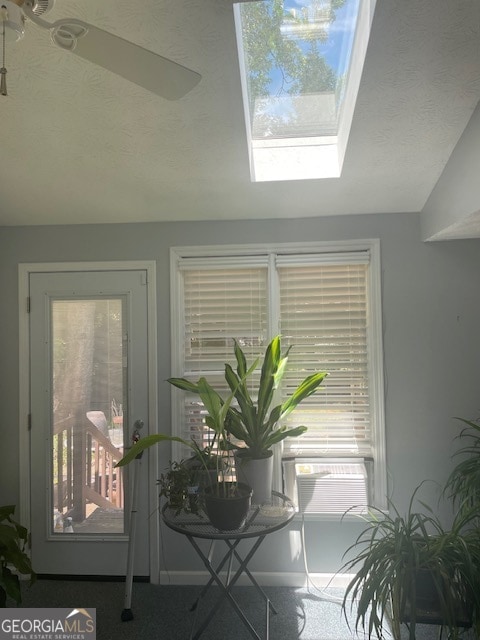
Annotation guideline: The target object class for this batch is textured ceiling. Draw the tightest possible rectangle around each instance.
[0,0,479,229]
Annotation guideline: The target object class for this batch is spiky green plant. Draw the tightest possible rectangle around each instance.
[223,336,328,458]
[167,336,328,459]
[341,487,480,640]
[444,417,480,519]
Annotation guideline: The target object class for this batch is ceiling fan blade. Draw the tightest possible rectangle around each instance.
[50,18,201,100]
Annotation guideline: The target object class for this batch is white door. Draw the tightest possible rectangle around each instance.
[28,268,154,576]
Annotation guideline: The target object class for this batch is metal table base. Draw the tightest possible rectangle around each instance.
[187,534,275,640]
[162,492,295,640]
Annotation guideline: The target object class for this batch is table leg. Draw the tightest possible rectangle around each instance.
[188,534,269,640]
[266,597,270,638]
[226,540,278,615]
[189,538,242,611]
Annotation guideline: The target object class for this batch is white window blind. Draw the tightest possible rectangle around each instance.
[278,260,371,457]
[178,264,268,447]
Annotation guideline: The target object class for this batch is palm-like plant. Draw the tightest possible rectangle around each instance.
[224,336,328,458]
[341,488,480,640]
[119,369,255,497]
[168,336,328,459]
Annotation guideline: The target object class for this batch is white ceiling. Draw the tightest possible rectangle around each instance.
[0,0,479,230]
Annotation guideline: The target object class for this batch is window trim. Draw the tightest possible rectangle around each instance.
[169,239,387,512]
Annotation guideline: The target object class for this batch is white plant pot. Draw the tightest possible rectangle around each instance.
[235,451,274,505]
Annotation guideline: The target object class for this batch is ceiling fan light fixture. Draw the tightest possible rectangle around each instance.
[29,0,54,16]
[51,21,88,51]
[16,0,201,99]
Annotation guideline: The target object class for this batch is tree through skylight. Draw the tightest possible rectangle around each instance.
[235,0,371,181]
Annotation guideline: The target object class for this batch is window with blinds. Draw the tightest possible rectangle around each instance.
[277,258,371,458]
[170,242,386,513]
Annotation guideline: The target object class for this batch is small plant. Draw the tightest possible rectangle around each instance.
[158,460,201,515]
[0,505,35,607]
[157,444,222,515]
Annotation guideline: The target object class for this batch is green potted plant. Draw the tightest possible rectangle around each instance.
[223,336,327,503]
[0,505,36,607]
[168,336,327,504]
[157,444,222,515]
[117,434,223,510]
[117,373,255,530]
[170,375,255,530]
[341,486,480,640]
[221,336,327,455]
[158,459,202,515]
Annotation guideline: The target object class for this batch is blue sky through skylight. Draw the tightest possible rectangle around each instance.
[234,0,371,181]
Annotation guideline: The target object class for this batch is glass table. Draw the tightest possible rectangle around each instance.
[162,491,295,640]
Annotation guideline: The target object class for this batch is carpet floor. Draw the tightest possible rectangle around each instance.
[15,579,473,640]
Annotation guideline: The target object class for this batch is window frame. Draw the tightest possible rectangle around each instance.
[170,240,387,514]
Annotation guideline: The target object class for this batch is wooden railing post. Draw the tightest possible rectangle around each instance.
[53,414,124,524]
[71,413,87,522]
[84,417,124,512]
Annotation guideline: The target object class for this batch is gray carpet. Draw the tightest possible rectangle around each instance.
[15,580,469,640]
[17,581,347,640]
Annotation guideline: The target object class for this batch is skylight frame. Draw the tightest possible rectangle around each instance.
[234,0,377,182]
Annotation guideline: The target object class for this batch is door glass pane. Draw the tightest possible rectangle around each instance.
[51,298,126,535]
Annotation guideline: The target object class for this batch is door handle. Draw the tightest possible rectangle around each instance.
[132,419,144,444]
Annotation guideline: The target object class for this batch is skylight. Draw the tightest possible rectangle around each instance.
[234,0,376,182]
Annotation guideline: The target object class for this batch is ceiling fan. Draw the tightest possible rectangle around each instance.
[0,0,202,99]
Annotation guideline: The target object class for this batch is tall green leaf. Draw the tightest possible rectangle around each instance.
[256,336,281,426]
[233,339,248,378]
[167,378,200,394]
[280,371,329,419]
[116,434,197,467]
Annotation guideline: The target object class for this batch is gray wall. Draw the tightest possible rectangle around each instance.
[1,212,479,576]
[421,101,480,241]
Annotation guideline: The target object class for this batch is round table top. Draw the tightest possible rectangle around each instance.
[162,491,296,540]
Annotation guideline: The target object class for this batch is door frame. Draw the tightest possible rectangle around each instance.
[18,261,159,581]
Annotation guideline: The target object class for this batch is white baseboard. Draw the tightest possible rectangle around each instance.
[157,571,354,588]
